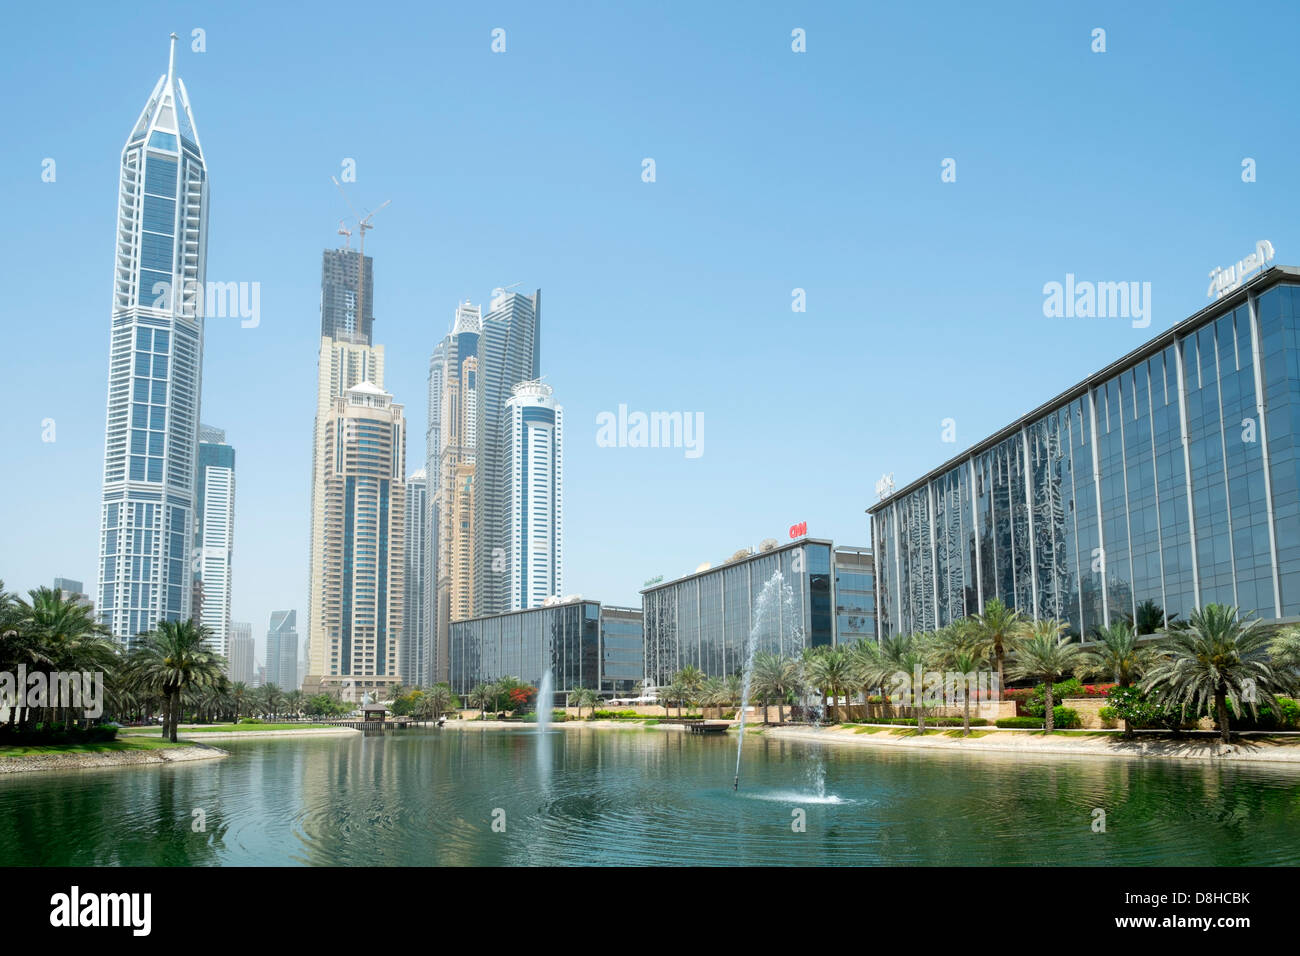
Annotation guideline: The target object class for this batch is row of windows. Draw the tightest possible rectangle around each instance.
[876,284,1300,637]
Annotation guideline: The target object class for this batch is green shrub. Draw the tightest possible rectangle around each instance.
[1277,697,1300,729]
[995,709,1080,729]
[866,717,988,727]
[239,717,263,725]
[996,716,1046,729]
[1025,679,1086,716]
[1053,706,1082,729]
[590,709,646,720]
[0,722,119,745]
[1104,685,1186,730]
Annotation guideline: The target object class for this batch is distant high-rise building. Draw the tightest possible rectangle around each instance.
[474,289,541,620]
[506,381,564,609]
[96,37,209,646]
[308,381,406,702]
[319,248,375,344]
[195,425,235,658]
[304,258,385,689]
[427,301,482,684]
[228,621,254,684]
[253,662,265,688]
[402,472,428,685]
[53,578,93,610]
[266,610,298,690]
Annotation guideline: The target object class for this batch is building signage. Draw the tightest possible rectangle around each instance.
[789,521,807,539]
[875,472,895,500]
[643,575,663,588]
[1208,240,1274,300]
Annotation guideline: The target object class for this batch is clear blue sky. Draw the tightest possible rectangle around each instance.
[2,1,1296,664]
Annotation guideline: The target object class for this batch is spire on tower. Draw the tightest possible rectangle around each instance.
[168,32,178,81]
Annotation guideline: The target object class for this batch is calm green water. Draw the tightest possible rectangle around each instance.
[1,728,1298,866]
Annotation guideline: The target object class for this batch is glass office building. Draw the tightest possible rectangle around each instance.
[640,539,874,686]
[97,40,208,645]
[449,600,642,700]
[869,265,1300,638]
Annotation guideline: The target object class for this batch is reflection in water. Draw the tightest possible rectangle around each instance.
[0,729,1298,866]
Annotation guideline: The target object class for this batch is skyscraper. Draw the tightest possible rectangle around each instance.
[52,578,93,610]
[427,302,481,683]
[308,382,406,702]
[505,381,564,609]
[96,36,209,645]
[304,249,384,690]
[320,248,374,343]
[266,610,298,690]
[195,425,235,659]
[401,472,428,685]
[228,621,254,685]
[474,289,541,619]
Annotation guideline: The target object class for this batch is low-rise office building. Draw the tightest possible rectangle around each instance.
[449,599,643,702]
[869,264,1300,638]
[640,538,875,686]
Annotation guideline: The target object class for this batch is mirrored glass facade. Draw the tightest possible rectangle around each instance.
[449,600,643,699]
[871,270,1300,637]
[640,540,873,685]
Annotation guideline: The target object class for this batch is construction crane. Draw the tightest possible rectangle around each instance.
[491,280,522,299]
[331,176,391,337]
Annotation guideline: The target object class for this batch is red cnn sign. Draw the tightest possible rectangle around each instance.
[789,521,807,539]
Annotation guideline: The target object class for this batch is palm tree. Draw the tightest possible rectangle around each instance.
[1267,625,1300,696]
[1080,620,1158,737]
[663,680,687,718]
[846,639,886,720]
[15,586,117,728]
[426,683,457,720]
[950,651,979,736]
[1142,604,1286,743]
[750,652,801,724]
[230,682,251,720]
[673,666,706,715]
[963,598,1028,693]
[124,620,224,742]
[872,633,918,720]
[284,689,304,719]
[1083,620,1154,688]
[896,633,932,731]
[803,647,854,724]
[724,673,743,714]
[1007,619,1084,732]
[1127,598,1175,636]
[926,627,981,736]
[262,683,285,719]
[468,683,492,719]
[570,687,599,719]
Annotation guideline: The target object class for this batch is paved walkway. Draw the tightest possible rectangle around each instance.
[766,724,1300,766]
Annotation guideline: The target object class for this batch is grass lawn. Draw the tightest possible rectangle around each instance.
[121,723,333,735]
[0,737,193,758]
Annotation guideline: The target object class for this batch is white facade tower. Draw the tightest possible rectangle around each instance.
[97,35,209,644]
[505,381,563,610]
[195,425,235,658]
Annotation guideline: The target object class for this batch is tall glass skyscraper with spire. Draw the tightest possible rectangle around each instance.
[97,36,209,645]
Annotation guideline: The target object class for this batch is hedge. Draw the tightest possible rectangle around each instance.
[996,707,1081,730]
[867,716,989,727]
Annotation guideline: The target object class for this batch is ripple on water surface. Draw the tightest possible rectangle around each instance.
[0,730,1297,866]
